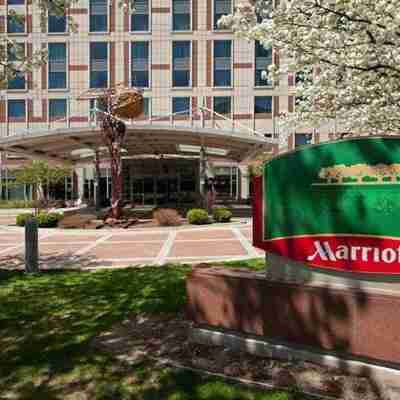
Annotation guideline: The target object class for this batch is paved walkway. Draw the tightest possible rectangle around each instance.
[0,221,264,270]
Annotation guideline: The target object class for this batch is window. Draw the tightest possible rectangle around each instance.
[90,42,108,88]
[131,0,149,32]
[295,133,313,147]
[213,96,231,115]
[172,41,191,87]
[8,100,26,120]
[89,98,107,123]
[254,96,272,114]
[7,12,25,33]
[143,98,150,117]
[7,0,25,4]
[173,0,191,31]
[255,41,272,86]
[48,43,67,89]
[7,43,25,90]
[173,97,190,115]
[89,0,108,32]
[49,99,67,120]
[131,42,149,88]
[213,40,231,87]
[214,0,231,30]
[48,5,67,33]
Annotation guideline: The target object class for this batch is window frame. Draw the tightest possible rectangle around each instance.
[130,0,151,33]
[47,5,68,34]
[130,41,151,89]
[212,0,232,31]
[48,98,68,121]
[171,0,192,32]
[7,99,26,122]
[6,42,27,91]
[171,40,192,88]
[213,96,232,116]
[254,41,274,88]
[47,42,68,91]
[212,39,233,88]
[89,41,109,89]
[89,0,110,33]
[6,6,26,35]
[254,96,273,115]
[172,96,191,117]
[294,133,314,148]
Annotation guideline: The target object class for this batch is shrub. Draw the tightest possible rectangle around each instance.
[16,212,63,228]
[153,208,182,226]
[16,213,34,227]
[213,207,233,223]
[187,208,210,225]
[36,212,63,228]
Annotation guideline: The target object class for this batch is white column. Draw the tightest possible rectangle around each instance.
[239,165,250,200]
[76,166,85,203]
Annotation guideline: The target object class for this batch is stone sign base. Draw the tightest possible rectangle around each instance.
[186,260,400,386]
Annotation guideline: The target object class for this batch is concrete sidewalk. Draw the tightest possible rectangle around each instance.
[0,221,264,270]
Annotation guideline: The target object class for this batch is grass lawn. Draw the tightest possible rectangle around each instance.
[0,260,316,400]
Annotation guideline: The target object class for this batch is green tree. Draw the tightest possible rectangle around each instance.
[14,161,71,213]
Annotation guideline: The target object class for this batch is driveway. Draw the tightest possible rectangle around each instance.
[0,221,264,270]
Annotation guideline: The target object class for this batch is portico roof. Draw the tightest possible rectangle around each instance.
[0,123,274,164]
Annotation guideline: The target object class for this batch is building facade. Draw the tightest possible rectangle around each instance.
[0,0,327,206]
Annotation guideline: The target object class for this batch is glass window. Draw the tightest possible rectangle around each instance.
[90,42,108,88]
[131,42,149,88]
[7,13,25,33]
[48,5,67,33]
[90,0,108,32]
[131,0,149,32]
[254,96,272,114]
[48,43,67,89]
[173,97,190,115]
[295,133,313,147]
[172,41,191,87]
[214,0,231,29]
[8,100,26,120]
[213,96,231,115]
[49,99,67,120]
[213,40,231,87]
[255,41,272,86]
[173,0,191,31]
[143,98,150,117]
[7,43,25,90]
[8,0,25,4]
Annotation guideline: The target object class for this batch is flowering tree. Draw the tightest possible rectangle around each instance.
[222,0,400,136]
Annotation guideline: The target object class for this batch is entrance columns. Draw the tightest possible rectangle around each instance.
[239,165,250,200]
[75,166,85,203]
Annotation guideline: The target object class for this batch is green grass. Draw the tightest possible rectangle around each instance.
[0,262,314,400]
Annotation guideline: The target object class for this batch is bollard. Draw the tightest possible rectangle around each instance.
[25,217,39,273]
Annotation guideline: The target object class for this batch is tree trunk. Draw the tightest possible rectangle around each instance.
[110,146,123,219]
[25,217,39,273]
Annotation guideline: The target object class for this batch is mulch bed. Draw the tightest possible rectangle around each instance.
[92,314,398,400]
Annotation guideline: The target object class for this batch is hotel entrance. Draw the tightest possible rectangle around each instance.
[123,158,199,207]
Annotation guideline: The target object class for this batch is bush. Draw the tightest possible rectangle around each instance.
[16,213,34,227]
[16,212,63,228]
[186,208,210,225]
[153,208,182,226]
[213,207,233,223]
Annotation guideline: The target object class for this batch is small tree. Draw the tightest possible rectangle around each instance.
[14,161,71,213]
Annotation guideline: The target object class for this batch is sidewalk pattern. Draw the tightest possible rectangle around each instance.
[0,222,264,270]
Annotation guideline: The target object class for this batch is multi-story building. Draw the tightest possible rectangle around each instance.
[0,0,325,207]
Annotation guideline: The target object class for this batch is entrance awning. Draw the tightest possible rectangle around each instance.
[0,123,274,163]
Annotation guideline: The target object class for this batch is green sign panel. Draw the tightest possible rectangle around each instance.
[253,137,400,274]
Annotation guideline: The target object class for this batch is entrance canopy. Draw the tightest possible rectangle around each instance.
[0,124,273,164]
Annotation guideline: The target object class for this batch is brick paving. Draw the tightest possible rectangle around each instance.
[0,220,262,270]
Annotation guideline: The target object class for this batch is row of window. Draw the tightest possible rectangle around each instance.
[5,96,275,120]
[7,40,272,90]
[6,0,232,34]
